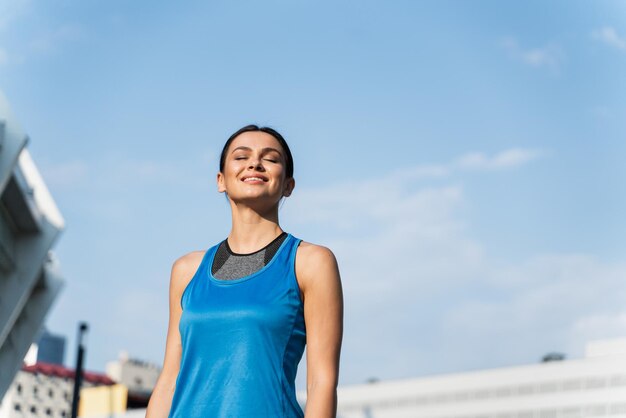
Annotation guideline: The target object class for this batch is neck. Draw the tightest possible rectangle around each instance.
[227,201,284,253]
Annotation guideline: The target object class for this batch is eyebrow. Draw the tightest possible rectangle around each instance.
[230,146,283,156]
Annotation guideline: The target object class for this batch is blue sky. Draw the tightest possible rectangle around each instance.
[1,0,625,388]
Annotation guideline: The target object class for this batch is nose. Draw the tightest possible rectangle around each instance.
[248,156,265,171]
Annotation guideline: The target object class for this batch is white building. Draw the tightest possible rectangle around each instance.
[0,362,115,418]
[106,351,161,397]
[0,90,65,400]
[326,338,626,418]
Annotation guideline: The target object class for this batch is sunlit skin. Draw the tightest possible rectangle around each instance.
[216,131,295,248]
[146,131,344,418]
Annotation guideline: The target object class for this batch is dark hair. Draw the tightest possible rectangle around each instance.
[220,125,294,179]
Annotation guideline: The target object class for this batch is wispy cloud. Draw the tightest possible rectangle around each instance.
[388,147,544,184]
[285,147,542,232]
[456,148,545,171]
[500,37,564,74]
[591,26,626,52]
[280,148,625,384]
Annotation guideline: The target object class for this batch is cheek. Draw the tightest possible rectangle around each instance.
[225,164,242,179]
[271,165,286,178]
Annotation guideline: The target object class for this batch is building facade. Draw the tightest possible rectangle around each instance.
[0,363,115,418]
[105,351,161,398]
[0,90,65,400]
[324,338,626,418]
[34,330,66,367]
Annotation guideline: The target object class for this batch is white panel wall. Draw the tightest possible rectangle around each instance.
[0,90,66,400]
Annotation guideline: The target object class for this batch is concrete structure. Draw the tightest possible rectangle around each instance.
[0,90,65,400]
[0,362,115,418]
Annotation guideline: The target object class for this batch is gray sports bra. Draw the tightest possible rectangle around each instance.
[211,232,288,280]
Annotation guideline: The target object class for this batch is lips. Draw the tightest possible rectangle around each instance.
[241,175,268,182]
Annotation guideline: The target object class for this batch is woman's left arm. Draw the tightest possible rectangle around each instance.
[297,244,344,418]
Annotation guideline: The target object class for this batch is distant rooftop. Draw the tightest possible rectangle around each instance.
[22,362,115,386]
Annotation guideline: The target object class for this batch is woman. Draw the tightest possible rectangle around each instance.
[145,125,344,418]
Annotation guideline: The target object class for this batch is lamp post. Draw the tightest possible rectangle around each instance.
[70,322,88,418]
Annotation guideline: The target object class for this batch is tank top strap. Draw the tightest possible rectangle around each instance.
[284,234,303,303]
[285,234,300,270]
[180,244,219,310]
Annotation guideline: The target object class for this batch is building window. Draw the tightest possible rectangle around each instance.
[30,405,37,413]
[61,410,67,417]
[14,403,21,411]
[45,407,52,415]
[33,386,38,395]
[16,383,22,395]
[49,388,54,398]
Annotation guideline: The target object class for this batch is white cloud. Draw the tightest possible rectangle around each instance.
[462,254,626,354]
[592,26,626,51]
[500,37,564,73]
[386,148,543,185]
[456,148,544,171]
[281,149,624,384]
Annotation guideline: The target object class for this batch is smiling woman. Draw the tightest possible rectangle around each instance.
[145,125,344,418]
[217,126,294,206]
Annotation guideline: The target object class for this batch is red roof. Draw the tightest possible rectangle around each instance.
[22,362,115,385]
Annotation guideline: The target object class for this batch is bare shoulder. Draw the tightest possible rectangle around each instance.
[170,250,206,293]
[295,241,338,267]
[295,241,341,292]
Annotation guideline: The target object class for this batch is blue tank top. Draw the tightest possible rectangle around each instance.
[168,233,306,418]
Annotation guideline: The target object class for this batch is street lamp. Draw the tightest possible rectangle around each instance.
[70,322,88,418]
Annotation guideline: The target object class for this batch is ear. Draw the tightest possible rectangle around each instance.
[283,177,295,197]
[217,172,226,193]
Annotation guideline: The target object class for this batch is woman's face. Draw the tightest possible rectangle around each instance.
[217,131,294,207]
